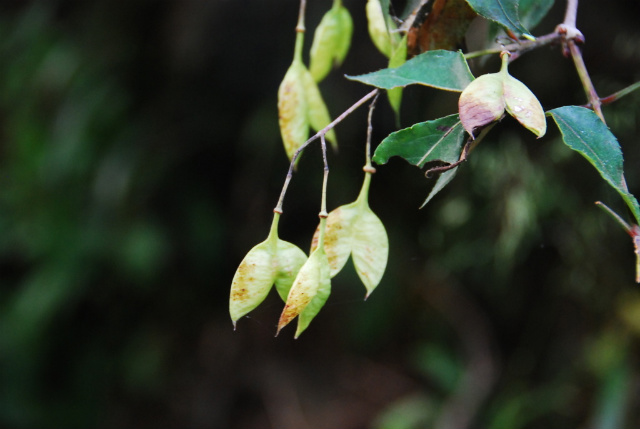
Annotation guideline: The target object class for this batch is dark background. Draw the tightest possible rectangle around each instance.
[0,1,639,428]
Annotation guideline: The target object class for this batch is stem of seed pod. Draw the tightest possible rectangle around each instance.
[317,135,330,249]
[319,134,329,219]
[358,93,379,205]
[293,0,306,62]
[364,92,380,171]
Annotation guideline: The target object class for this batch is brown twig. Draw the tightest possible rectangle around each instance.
[556,0,605,122]
[364,92,380,171]
[599,81,640,106]
[274,89,380,214]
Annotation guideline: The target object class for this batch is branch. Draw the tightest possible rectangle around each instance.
[364,92,380,172]
[555,0,605,122]
[600,81,640,106]
[464,32,562,61]
[273,89,380,214]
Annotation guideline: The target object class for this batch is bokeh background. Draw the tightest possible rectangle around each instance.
[1,0,640,428]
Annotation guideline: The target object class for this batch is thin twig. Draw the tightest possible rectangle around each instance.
[320,134,329,218]
[557,0,605,122]
[296,0,306,32]
[568,41,605,122]
[595,201,632,233]
[464,33,562,61]
[563,0,578,28]
[273,89,379,214]
[364,92,380,171]
[600,81,640,106]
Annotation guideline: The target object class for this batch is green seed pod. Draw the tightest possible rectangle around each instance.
[229,213,307,328]
[459,52,546,138]
[278,60,310,160]
[309,2,353,82]
[366,0,393,58]
[458,72,504,138]
[387,37,407,118]
[334,5,353,67]
[278,219,331,338]
[503,70,546,138]
[310,172,388,298]
[301,68,337,150]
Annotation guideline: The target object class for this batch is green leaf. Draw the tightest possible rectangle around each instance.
[518,0,555,29]
[465,0,533,39]
[548,106,640,224]
[347,50,474,92]
[421,168,459,208]
[373,114,466,166]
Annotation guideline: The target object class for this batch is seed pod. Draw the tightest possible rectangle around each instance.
[503,71,547,137]
[366,0,393,58]
[334,6,353,67]
[458,73,504,138]
[311,172,389,298]
[309,2,353,82]
[387,37,407,118]
[459,52,546,138]
[277,231,331,338]
[229,214,307,327]
[278,60,309,160]
[302,69,337,150]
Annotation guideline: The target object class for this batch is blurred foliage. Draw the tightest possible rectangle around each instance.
[0,1,639,428]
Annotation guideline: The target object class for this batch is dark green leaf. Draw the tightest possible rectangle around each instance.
[421,168,459,208]
[518,0,554,29]
[548,106,640,223]
[465,0,533,38]
[373,114,466,166]
[347,50,474,92]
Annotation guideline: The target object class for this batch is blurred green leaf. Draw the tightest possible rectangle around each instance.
[465,0,533,39]
[347,50,474,91]
[518,0,555,29]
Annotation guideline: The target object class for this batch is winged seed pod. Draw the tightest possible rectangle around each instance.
[310,171,389,298]
[301,69,337,150]
[278,218,332,338]
[278,60,310,160]
[366,0,396,58]
[229,213,307,328]
[278,57,337,158]
[459,51,546,138]
[309,0,353,83]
